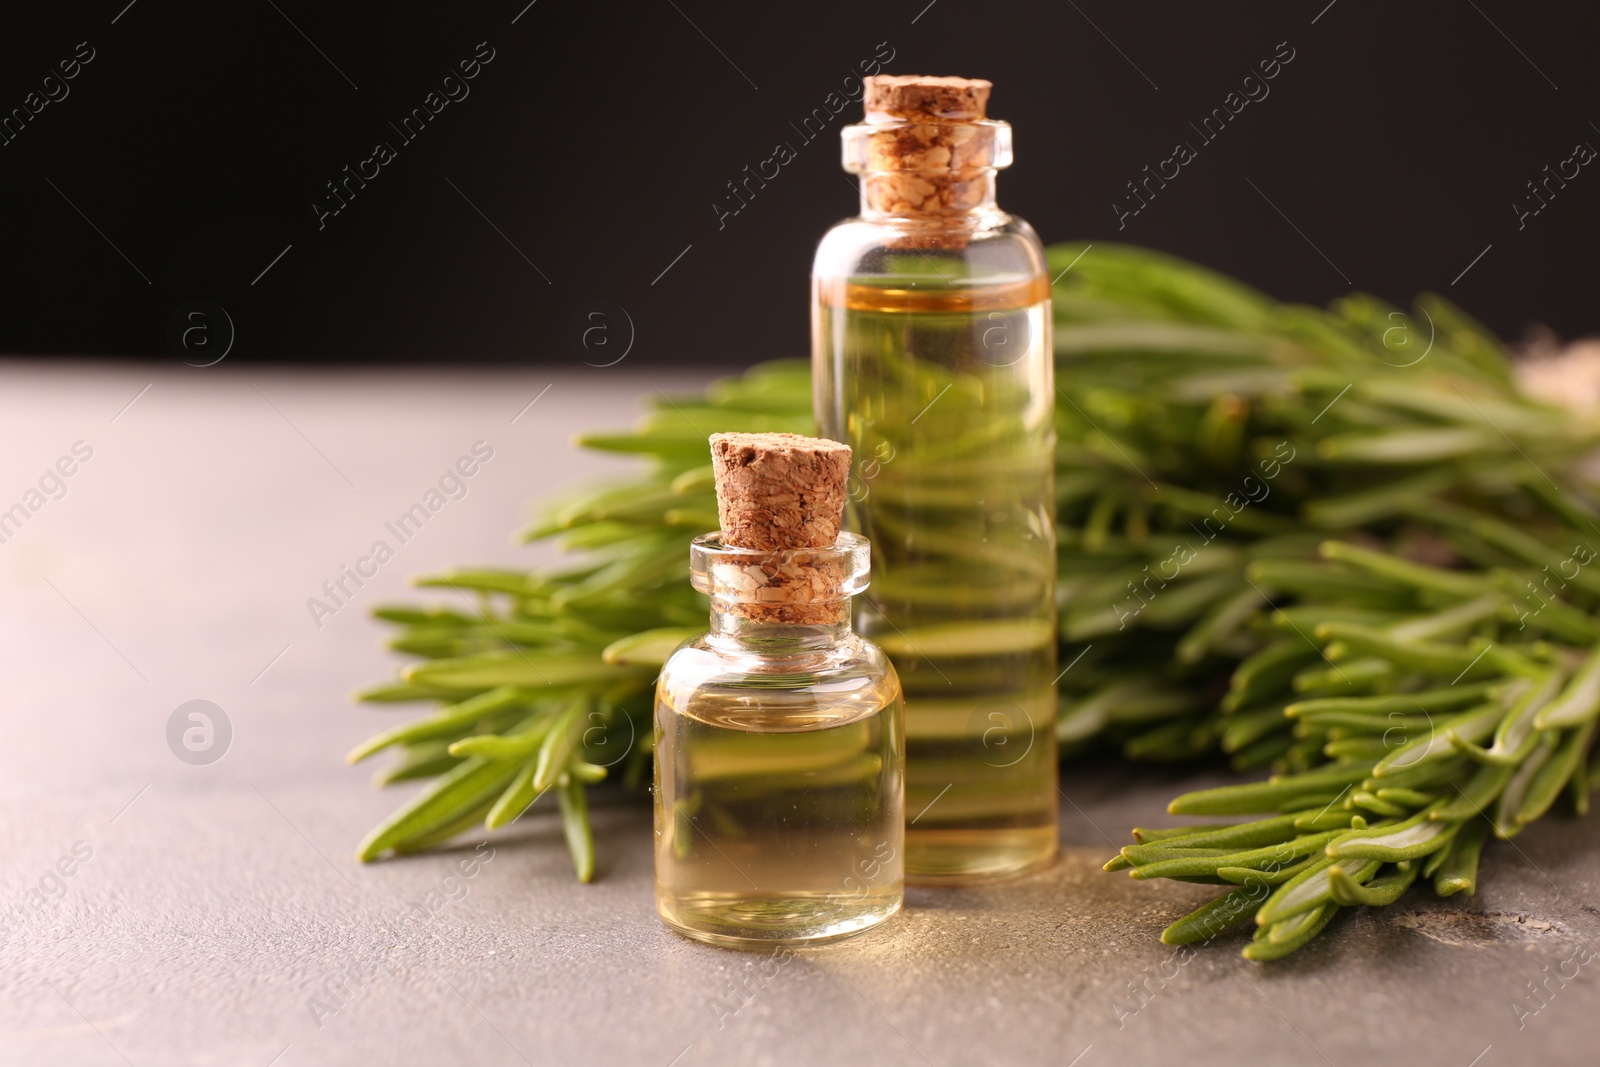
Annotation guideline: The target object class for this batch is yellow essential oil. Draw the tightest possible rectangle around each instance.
[812,75,1058,883]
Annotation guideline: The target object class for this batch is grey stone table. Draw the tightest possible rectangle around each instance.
[3,363,1597,1067]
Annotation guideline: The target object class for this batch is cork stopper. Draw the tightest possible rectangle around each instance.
[863,75,992,123]
[710,432,851,550]
[704,432,856,624]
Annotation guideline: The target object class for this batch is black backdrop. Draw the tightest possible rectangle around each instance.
[2,1,1596,365]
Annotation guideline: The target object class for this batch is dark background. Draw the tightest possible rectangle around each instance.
[1,0,1595,365]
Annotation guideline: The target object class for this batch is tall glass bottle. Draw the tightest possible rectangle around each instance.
[811,75,1057,883]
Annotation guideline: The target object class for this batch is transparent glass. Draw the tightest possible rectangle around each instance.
[811,118,1058,884]
[653,533,905,948]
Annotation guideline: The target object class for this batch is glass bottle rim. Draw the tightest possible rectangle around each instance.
[841,118,1013,175]
[690,531,871,604]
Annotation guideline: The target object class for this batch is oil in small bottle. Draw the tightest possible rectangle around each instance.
[653,432,905,947]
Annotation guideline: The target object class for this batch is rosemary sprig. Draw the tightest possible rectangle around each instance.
[1109,561,1600,960]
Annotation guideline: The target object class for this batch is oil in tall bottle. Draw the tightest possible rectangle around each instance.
[811,75,1057,883]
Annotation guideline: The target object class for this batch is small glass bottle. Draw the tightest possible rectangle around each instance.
[654,433,905,948]
[811,76,1058,883]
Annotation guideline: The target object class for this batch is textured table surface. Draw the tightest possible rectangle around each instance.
[3,362,1598,1067]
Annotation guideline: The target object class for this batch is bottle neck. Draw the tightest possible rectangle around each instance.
[707,598,853,653]
[689,531,871,652]
[842,117,1012,225]
[858,168,1000,222]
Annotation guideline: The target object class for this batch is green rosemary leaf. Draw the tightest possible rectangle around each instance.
[347,686,534,764]
[486,760,539,830]
[1160,887,1264,946]
[356,756,524,861]
[1243,904,1339,961]
[601,627,699,667]
[558,774,596,883]
[533,698,588,794]
[403,650,645,690]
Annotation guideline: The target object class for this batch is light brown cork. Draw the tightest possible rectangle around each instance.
[707,432,853,624]
[710,432,850,550]
[854,74,1001,222]
[863,75,991,123]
